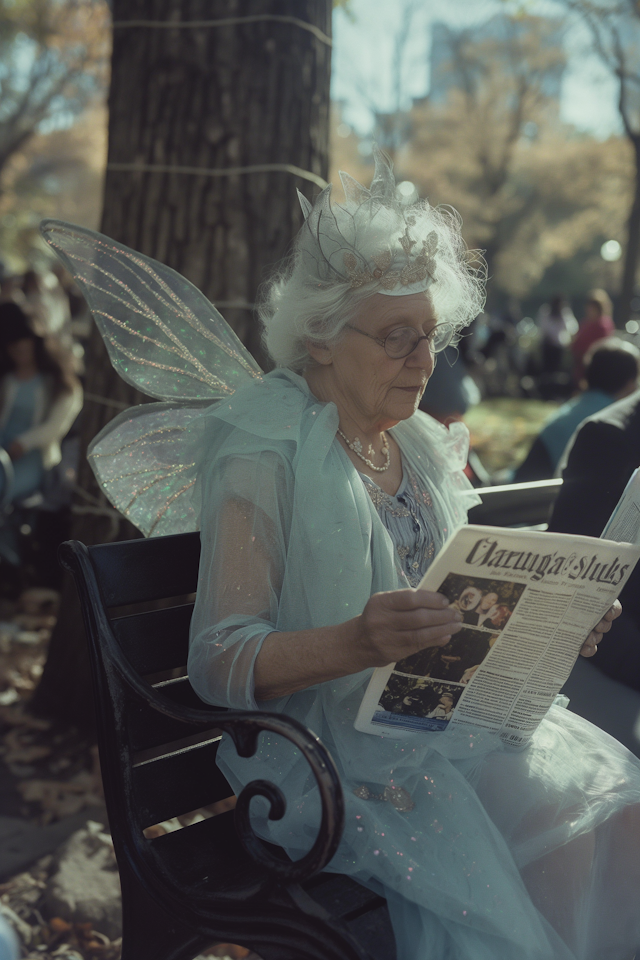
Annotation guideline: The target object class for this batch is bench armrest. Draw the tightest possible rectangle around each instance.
[60,538,345,885]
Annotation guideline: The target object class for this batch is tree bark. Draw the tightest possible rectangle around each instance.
[618,137,640,328]
[32,0,331,728]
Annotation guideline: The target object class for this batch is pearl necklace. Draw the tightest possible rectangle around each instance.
[337,427,391,472]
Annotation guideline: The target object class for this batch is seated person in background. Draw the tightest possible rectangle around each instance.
[549,384,640,692]
[571,289,615,384]
[537,293,578,376]
[0,302,82,504]
[418,344,480,424]
[514,337,639,482]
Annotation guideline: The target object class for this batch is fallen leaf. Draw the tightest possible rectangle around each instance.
[18,771,102,822]
[3,728,51,764]
[0,705,51,730]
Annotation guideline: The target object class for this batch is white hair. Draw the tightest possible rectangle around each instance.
[259,200,486,373]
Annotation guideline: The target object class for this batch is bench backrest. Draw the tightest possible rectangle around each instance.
[60,532,236,845]
[468,478,561,528]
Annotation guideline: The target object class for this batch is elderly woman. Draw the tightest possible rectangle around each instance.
[187,151,640,960]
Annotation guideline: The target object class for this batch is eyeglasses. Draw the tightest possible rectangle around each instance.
[345,322,455,359]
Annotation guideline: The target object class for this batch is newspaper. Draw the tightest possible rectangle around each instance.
[355,525,640,746]
[602,467,640,543]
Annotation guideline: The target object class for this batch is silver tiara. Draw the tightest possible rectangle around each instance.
[296,145,438,297]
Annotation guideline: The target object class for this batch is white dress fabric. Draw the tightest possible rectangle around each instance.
[188,369,640,960]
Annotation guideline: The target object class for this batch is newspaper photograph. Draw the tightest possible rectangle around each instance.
[355,525,640,746]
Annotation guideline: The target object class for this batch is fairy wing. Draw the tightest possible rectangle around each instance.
[40,219,262,401]
[87,402,211,538]
[40,219,263,536]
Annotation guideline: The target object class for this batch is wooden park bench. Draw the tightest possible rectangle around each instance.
[59,478,562,960]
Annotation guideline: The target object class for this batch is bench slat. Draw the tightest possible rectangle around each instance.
[306,873,384,920]
[346,902,396,960]
[148,810,271,895]
[112,604,193,675]
[468,478,562,528]
[132,738,233,827]
[89,531,201,607]
[127,676,223,752]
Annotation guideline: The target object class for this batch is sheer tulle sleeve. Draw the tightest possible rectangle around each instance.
[187,448,294,710]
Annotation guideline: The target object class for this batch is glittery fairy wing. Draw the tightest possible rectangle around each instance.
[40,219,264,537]
[87,402,210,537]
[40,219,262,401]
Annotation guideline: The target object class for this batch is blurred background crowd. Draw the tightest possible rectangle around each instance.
[2,0,640,596]
[0,267,85,594]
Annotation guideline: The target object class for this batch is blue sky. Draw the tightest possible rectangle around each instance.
[331,0,622,139]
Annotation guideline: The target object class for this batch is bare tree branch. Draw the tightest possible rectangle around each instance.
[0,0,108,187]
[557,0,640,321]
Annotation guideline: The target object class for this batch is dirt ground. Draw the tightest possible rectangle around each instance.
[0,587,258,960]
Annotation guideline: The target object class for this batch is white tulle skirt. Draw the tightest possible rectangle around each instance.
[346,705,640,960]
[219,701,640,960]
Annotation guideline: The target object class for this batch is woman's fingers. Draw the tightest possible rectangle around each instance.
[390,604,462,630]
[358,589,466,665]
[579,633,600,657]
[594,600,622,633]
[382,588,451,611]
[579,601,622,657]
[606,599,622,621]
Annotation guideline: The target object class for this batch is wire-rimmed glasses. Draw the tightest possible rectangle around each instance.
[345,322,455,358]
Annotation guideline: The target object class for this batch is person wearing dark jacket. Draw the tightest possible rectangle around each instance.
[549,387,640,691]
[515,338,639,482]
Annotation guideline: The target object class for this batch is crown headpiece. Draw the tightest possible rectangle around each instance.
[296,145,438,297]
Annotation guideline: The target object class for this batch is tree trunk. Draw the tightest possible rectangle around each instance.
[32,0,331,729]
[618,137,640,328]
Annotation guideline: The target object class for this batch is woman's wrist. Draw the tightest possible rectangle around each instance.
[254,616,367,701]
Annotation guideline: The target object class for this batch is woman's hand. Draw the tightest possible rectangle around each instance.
[579,599,622,658]
[256,590,462,700]
[353,588,463,668]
